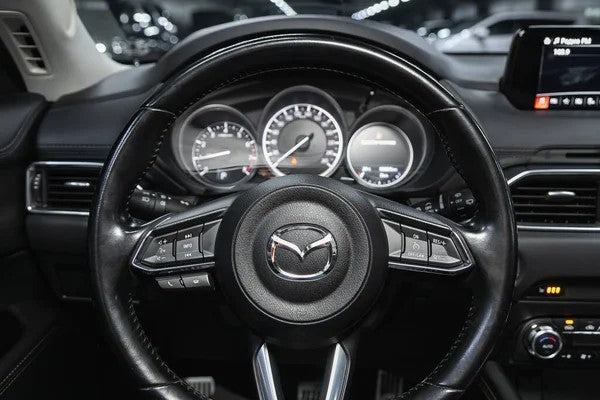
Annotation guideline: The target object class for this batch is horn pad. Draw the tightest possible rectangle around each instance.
[216,175,388,347]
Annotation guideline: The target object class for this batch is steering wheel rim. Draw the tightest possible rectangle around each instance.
[89,33,516,400]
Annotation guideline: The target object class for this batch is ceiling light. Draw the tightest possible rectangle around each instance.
[352,0,408,20]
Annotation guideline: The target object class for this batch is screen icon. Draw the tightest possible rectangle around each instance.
[534,96,550,110]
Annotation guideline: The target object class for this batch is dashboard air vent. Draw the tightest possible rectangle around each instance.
[0,12,49,74]
[27,162,103,215]
[509,172,600,227]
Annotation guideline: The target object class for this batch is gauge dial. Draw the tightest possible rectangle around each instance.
[262,104,343,177]
[346,122,414,189]
[191,121,257,188]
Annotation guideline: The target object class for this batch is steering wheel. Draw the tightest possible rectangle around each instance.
[90,33,516,400]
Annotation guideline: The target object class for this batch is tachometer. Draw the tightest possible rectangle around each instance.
[346,122,414,189]
[262,104,343,177]
[191,121,257,188]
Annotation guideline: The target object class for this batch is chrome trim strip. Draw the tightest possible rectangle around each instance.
[253,344,283,400]
[562,331,600,335]
[321,344,350,400]
[506,168,600,186]
[26,161,103,217]
[507,168,600,232]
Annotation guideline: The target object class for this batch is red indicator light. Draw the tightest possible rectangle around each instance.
[534,96,550,110]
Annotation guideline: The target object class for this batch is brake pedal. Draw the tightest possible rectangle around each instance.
[375,370,403,400]
[185,376,216,397]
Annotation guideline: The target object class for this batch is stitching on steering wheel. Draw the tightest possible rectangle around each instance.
[127,295,210,399]
[123,113,177,225]
[426,107,482,224]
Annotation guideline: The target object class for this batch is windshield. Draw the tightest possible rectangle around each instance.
[76,0,600,63]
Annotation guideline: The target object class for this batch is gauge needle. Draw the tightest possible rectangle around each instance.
[272,133,313,167]
[194,150,231,160]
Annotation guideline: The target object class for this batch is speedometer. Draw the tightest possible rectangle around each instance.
[262,104,343,177]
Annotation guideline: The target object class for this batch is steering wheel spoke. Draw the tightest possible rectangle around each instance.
[253,341,352,400]
[368,195,474,277]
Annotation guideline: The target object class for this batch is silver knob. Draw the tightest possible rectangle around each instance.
[526,324,562,360]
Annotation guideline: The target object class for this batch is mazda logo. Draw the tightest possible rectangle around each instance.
[267,224,337,281]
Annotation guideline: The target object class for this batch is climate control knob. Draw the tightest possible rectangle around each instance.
[526,324,563,360]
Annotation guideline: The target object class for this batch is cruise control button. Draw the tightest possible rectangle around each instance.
[181,272,213,290]
[401,226,428,263]
[201,220,221,260]
[428,233,462,267]
[156,276,184,290]
[141,233,176,266]
[383,220,404,259]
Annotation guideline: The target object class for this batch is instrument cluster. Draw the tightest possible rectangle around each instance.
[170,85,431,192]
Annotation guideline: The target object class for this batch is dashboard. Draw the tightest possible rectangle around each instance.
[159,76,451,197]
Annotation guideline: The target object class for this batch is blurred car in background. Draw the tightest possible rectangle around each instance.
[416,18,477,42]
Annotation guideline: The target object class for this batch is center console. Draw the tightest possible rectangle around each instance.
[516,317,600,364]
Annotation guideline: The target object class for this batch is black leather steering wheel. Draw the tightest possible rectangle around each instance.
[89,33,516,400]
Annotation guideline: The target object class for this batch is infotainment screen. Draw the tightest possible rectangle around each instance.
[502,26,600,110]
[535,33,600,109]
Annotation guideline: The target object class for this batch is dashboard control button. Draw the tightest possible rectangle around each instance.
[526,325,563,360]
[582,319,598,331]
[156,276,184,290]
[559,352,573,361]
[586,96,598,108]
[382,220,404,259]
[141,233,176,266]
[576,351,595,362]
[554,318,576,332]
[201,220,221,260]
[428,233,462,267]
[176,227,201,252]
[181,272,213,290]
[401,226,428,263]
[176,226,202,259]
[176,250,203,262]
